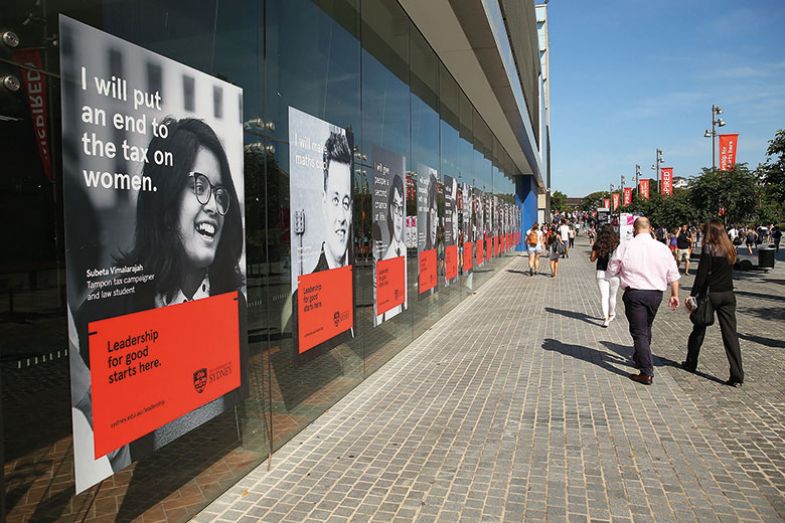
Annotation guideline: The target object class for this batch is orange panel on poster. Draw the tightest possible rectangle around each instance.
[463,242,473,271]
[376,256,406,315]
[89,292,241,459]
[476,240,483,266]
[445,245,458,282]
[419,249,437,293]
[297,266,353,354]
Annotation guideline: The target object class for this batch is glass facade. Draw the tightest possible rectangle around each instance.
[0,0,522,520]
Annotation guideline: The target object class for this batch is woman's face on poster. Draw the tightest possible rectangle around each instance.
[391,186,404,242]
[429,205,437,246]
[323,161,352,264]
[177,147,225,270]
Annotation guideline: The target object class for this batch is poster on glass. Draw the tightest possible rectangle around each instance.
[417,166,438,296]
[443,175,458,285]
[371,146,407,326]
[288,107,355,359]
[59,15,247,493]
[461,183,473,273]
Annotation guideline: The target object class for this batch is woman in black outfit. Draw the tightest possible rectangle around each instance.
[683,219,744,386]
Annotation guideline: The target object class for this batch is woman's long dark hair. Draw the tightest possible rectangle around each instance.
[119,118,244,302]
[703,219,736,264]
[594,224,619,258]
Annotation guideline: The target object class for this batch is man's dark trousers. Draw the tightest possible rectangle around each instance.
[622,289,663,376]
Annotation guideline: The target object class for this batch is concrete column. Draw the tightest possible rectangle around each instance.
[515,175,538,251]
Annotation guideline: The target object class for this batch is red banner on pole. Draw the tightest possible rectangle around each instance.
[623,187,633,206]
[660,167,673,196]
[12,49,52,182]
[719,134,739,171]
[638,179,650,200]
[602,198,611,209]
[611,192,620,211]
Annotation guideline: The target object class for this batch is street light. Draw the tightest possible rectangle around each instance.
[635,164,641,196]
[651,149,663,192]
[704,104,727,169]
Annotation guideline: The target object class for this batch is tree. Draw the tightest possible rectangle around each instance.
[757,129,785,223]
[579,191,609,211]
[551,190,568,212]
[689,164,759,225]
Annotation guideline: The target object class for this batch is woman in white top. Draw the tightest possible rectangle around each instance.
[590,224,620,327]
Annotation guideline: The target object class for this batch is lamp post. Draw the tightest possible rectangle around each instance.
[704,104,726,169]
[651,148,663,193]
[634,164,641,199]
[620,175,626,213]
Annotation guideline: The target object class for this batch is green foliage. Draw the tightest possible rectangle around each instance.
[756,129,785,221]
[579,191,609,211]
[551,190,568,212]
[688,164,759,225]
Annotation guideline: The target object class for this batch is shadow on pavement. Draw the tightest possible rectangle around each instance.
[542,338,631,378]
[544,307,603,326]
[600,341,727,385]
[738,332,785,349]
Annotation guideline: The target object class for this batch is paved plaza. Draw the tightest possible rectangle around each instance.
[195,237,785,523]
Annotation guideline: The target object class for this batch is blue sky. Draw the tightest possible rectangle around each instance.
[547,0,785,197]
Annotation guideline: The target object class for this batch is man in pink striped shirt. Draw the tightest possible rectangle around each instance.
[607,217,680,384]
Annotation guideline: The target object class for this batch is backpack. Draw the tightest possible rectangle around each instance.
[527,230,539,246]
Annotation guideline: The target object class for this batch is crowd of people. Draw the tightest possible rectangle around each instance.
[524,212,767,389]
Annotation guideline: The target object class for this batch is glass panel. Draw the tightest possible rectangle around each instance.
[1,1,268,521]
[263,0,364,451]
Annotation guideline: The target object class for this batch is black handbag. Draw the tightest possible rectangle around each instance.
[690,254,714,326]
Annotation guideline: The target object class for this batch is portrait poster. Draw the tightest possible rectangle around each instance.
[288,106,355,358]
[474,188,484,267]
[371,146,407,326]
[485,194,493,261]
[461,183,473,273]
[444,175,458,284]
[417,165,438,296]
[59,15,247,493]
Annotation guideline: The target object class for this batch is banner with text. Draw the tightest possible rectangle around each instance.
[611,192,620,211]
[639,178,650,200]
[59,15,247,493]
[719,134,739,172]
[417,165,438,296]
[623,187,633,207]
[660,167,673,196]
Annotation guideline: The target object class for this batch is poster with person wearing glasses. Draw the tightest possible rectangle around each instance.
[59,16,247,493]
[417,166,439,297]
[288,107,355,359]
[371,146,407,326]
[443,175,458,285]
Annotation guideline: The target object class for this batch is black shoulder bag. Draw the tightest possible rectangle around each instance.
[690,253,714,326]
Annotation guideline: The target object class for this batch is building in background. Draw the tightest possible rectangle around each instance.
[0,0,546,520]
[536,1,552,224]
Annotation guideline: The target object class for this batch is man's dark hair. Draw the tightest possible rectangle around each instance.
[386,174,404,239]
[323,131,352,191]
[119,118,244,303]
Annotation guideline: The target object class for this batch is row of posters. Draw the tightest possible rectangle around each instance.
[59,16,519,495]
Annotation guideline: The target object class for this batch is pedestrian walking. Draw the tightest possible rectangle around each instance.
[772,225,782,252]
[591,224,620,327]
[568,224,576,249]
[675,224,693,275]
[559,220,571,258]
[607,217,680,385]
[588,225,597,245]
[683,219,744,387]
[744,227,757,255]
[525,223,543,276]
[547,227,564,278]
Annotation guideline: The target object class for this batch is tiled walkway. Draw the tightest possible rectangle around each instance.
[194,238,785,522]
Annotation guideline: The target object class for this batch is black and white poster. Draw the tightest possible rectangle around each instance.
[371,146,407,326]
[288,107,355,359]
[59,15,247,493]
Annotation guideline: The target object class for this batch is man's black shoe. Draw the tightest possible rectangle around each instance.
[629,373,653,385]
[724,379,743,388]
[680,361,697,373]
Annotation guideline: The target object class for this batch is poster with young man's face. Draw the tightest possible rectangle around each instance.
[461,183,473,273]
[417,165,438,296]
[372,146,407,326]
[288,107,354,358]
[59,15,247,494]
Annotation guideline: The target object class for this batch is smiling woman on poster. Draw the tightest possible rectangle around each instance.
[74,117,246,466]
[384,174,406,260]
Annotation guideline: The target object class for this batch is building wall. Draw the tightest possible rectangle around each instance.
[0,0,534,521]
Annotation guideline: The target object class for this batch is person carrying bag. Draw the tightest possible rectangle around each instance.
[683,219,744,387]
